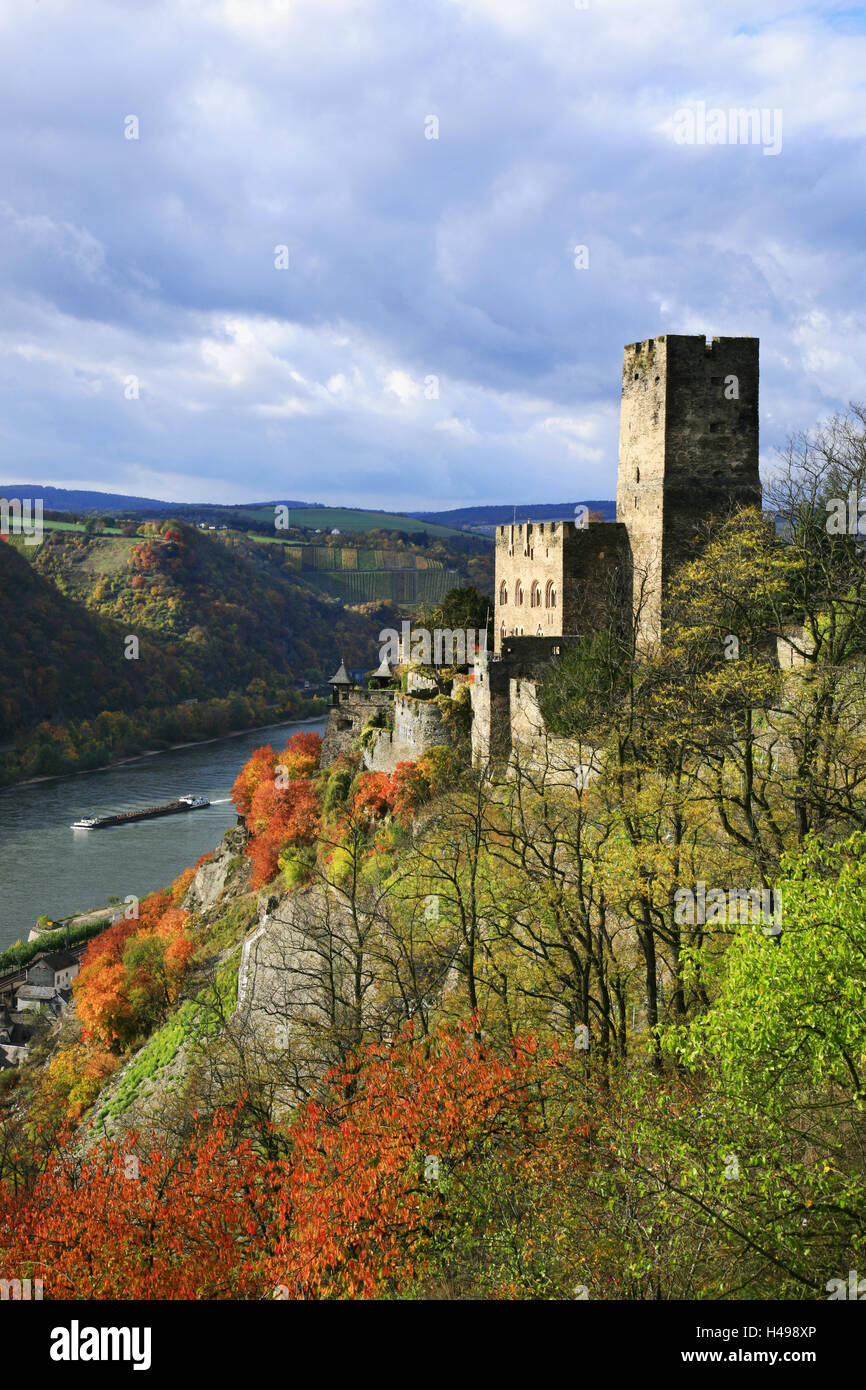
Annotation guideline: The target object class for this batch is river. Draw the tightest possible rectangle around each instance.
[0,717,326,949]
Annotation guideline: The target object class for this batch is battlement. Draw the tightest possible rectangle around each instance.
[494,520,628,653]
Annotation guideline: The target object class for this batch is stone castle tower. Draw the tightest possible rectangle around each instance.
[617,334,760,641]
[475,333,762,769]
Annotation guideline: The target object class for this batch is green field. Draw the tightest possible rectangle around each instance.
[241,505,467,539]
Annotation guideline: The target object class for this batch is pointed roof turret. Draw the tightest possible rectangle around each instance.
[328,658,352,686]
[373,653,394,680]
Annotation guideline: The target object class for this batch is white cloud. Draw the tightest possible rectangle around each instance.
[0,0,862,506]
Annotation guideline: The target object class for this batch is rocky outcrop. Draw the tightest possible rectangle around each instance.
[182,825,250,915]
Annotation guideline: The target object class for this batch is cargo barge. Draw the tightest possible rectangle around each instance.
[71,795,210,830]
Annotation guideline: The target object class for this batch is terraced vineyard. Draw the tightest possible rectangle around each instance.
[280,543,458,605]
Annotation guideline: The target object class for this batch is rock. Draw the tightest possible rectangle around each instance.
[182,826,250,914]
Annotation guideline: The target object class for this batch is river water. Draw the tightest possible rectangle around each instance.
[0,717,326,949]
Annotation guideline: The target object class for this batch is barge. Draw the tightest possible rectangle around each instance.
[71,795,210,830]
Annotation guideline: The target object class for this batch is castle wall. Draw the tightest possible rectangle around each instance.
[320,689,394,766]
[364,693,452,774]
[494,520,628,654]
[471,636,580,771]
[471,660,512,767]
[509,675,597,787]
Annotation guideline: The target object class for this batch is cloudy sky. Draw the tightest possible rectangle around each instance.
[0,0,864,510]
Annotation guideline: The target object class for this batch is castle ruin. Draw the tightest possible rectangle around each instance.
[323,334,761,778]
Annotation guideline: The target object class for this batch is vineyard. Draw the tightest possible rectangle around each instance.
[283,544,458,605]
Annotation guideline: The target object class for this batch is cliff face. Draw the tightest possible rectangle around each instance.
[182,825,251,914]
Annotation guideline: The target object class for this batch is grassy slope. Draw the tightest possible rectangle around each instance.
[238,505,467,539]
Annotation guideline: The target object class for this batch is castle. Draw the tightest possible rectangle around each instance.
[323,334,761,778]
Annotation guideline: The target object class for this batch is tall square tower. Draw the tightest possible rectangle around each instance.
[617,335,760,643]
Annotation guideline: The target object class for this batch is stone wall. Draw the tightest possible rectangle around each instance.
[364,692,452,774]
[493,519,628,654]
[508,674,597,787]
[471,636,580,770]
[320,688,395,766]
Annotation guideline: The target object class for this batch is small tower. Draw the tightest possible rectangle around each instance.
[328,658,353,706]
[371,654,396,688]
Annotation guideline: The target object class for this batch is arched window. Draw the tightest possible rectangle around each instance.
[515,580,524,606]
[499,581,508,605]
[530,581,541,608]
[500,623,506,643]
[545,580,557,609]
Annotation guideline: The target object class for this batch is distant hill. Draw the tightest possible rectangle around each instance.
[1,486,323,515]
[1,485,176,512]
[1,486,474,538]
[229,504,470,540]
[22,523,381,694]
[408,501,617,528]
[1,522,395,779]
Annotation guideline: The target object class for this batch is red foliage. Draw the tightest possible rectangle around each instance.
[75,890,192,1047]
[390,760,429,824]
[279,730,322,779]
[0,1110,279,1299]
[231,744,277,816]
[268,1024,563,1298]
[0,1027,571,1300]
[231,738,323,889]
[246,778,321,888]
[351,771,394,820]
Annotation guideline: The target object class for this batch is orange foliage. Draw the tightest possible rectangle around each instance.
[246,778,321,888]
[34,1043,120,1124]
[390,760,429,824]
[268,1024,563,1298]
[170,865,196,904]
[232,738,323,889]
[279,730,322,779]
[0,1110,278,1299]
[231,743,277,817]
[74,891,193,1048]
[0,1027,572,1300]
[351,771,394,820]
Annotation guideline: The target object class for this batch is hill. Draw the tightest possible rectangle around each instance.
[2,486,474,537]
[1,522,393,781]
[1,485,176,512]
[21,522,384,693]
[0,537,182,744]
[210,503,471,539]
[407,500,617,528]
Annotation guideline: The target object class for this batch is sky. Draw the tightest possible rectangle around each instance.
[0,0,864,511]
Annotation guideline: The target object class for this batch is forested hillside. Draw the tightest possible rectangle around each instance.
[0,522,385,781]
[0,539,183,740]
[25,522,380,691]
